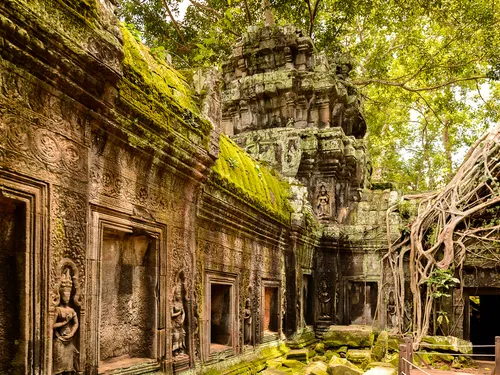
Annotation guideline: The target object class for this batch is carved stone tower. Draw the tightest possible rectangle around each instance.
[221,25,385,334]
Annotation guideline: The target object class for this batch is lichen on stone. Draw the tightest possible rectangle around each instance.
[119,24,212,139]
[212,135,292,223]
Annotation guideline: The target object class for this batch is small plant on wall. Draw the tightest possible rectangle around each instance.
[425,268,459,335]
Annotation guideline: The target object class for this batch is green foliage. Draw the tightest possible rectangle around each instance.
[119,0,500,192]
[425,268,459,299]
[436,310,449,327]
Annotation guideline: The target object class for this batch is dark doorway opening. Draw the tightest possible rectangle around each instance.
[465,288,500,356]
[264,287,279,333]
[303,275,314,325]
[347,281,378,325]
[210,283,232,351]
[0,196,26,374]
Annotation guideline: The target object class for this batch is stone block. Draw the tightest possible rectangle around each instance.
[266,359,283,369]
[287,326,317,348]
[314,342,325,354]
[327,356,363,375]
[420,335,472,354]
[261,369,290,375]
[346,349,371,369]
[363,364,397,375]
[286,348,308,362]
[323,325,375,348]
[282,359,306,371]
[365,361,395,370]
[383,352,399,367]
[387,334,401,352]
[312,355,327,362]
[371,331,388,361]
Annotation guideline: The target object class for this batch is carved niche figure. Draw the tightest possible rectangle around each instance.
[318,279,331,318]
[243,298,252,345]
[171,281,186,357]
[387,291,397,330]
[316,184,331,218]
[53,268,79,375]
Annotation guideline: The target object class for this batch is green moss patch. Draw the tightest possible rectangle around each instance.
[119,24,211,140]
[212,135,292,223]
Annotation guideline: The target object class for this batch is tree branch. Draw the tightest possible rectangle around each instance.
[160,0,186,45]
[188,0,222,19]
[353,75,488,92]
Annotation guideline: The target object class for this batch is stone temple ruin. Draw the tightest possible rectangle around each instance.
[1,0,500,374]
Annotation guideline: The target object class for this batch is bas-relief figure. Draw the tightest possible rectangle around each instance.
[171,281,186,357]
[316,184,331,218]
[387,291,397,329]
[53,267,79,375]
[243,298,252,345]
[319,279,331,318]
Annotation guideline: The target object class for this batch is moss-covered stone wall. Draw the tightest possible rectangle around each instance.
[0,0,322,374]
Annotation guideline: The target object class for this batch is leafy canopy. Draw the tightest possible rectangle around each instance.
[119,0,500,192]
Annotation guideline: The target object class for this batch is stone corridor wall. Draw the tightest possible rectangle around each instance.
[0,0,319,374]
[0,0,415,374]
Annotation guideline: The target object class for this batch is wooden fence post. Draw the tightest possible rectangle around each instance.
[398,343,407,375]
[405,336,413,368]
[495,336,500,375]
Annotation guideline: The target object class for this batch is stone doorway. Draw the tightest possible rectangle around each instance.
[0,195,27,374]
[303,275,314,326]
[263,287,279,334]
[0,174,47,374]
[346,281,378,325]
[464,288,500,356]
[205,272,238,359]
[98,229,158,372]
[90,211,165,374]
[261,280,281,342]
[210,284,232,350]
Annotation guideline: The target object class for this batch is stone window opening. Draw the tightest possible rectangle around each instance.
[91,214,164,375]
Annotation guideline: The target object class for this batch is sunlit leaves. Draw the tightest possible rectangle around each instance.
[119,0,500,192]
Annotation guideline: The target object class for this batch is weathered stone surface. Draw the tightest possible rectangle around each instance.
[363,365,397,375]
[323,325,375,348]
[286,348,309,362]
[301,361,329,375]
[372,331,389,361]
[327,356,363,375]
[0,0,413,373]
[346,349,371,369]
[420,336,472,354]
[282,359,307,371]
[314,342,326,354]
[365,362,396,370]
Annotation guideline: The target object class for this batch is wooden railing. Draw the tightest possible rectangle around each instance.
[398,336,500,375]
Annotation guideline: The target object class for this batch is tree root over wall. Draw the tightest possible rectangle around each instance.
[384,123,500,344]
